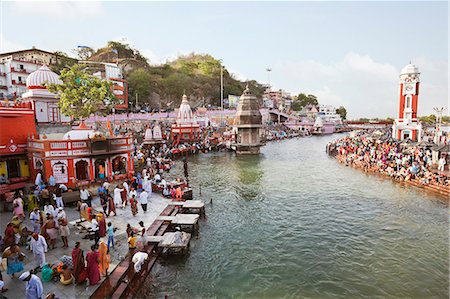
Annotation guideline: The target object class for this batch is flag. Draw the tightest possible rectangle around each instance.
[111,49,118,54]
[77,45,91,49]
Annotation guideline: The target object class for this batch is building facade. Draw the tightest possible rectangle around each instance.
[84,62,129,110]
[392,63,422,141]
[0,102,36,195]
[0,48,77,100]
[27,123,134,188]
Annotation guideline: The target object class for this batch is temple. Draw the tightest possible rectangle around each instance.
[170,94,200,145]
[235,85,263,154]
[27,122,134,188]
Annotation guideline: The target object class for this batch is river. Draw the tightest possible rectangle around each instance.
[143,134,448,298]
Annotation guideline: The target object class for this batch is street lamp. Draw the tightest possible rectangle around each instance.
[433,107,446,144]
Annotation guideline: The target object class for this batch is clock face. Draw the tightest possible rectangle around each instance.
[405,85,413,91]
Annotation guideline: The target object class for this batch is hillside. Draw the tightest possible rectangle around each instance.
[82,41,265,109]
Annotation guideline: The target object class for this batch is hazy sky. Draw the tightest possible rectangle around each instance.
[0,1,448,118]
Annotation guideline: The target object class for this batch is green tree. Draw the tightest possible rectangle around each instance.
[291,101,303,111]
[295,93,318,107]
[127,68,153,106]
[336,106,347,120]
[46,64,116,119]
[73,47,95,60]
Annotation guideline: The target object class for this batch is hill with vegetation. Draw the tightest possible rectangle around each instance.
[74,41,265,109]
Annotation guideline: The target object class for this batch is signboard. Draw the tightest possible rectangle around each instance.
[50,150,68,157]
[51,160,68,184]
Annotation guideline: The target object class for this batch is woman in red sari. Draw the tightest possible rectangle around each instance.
[4,223,16,248]
[86,244,101,285]
[98,213,106,238]
[107,194,116,217]
[72,242,87,284]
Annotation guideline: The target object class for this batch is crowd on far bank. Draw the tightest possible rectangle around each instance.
[327,131,449,192]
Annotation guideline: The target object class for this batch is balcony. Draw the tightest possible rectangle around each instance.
[11,80,26,86]
[11,67,31,74]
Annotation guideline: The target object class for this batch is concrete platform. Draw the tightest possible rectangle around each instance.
[0,193,169,299]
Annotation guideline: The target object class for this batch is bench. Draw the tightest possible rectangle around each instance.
[62,190,80,206]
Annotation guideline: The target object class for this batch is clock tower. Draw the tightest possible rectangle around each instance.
[392,62,422,141]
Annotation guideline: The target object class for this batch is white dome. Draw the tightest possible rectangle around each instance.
[176,94,196,125]
[26,65,62,89]
[400,63,419,75]
[63,129,95,140]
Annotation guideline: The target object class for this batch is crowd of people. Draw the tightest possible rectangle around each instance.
[0,143,191,299]
[327,130,449,190]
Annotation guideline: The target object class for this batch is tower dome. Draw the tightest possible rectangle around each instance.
[26,65,62,89]
[400,63,419,75]
[176,94,196,125]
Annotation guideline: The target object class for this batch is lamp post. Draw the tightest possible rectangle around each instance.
[433,107,446,144]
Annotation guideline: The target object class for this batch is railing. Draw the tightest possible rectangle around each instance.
[11,67,31,74]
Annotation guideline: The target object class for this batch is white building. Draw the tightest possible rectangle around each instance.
[22,65,71,124]
[318,105,342,123]
[0,48,77,100]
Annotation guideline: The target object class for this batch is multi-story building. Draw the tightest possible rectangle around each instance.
[264,88,292,110]
[0,48,77,99]
[82,61,129,110]
[318,105,342,124]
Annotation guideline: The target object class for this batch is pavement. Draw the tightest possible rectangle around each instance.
[0,192,169,299]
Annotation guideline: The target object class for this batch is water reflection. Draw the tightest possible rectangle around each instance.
[144,136,448,298]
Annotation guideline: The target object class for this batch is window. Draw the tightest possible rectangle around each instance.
[18,76,23,82]
[19,64,24,70]
[406,95,411,109]
[49,107,59,122]
[7,159,20,178]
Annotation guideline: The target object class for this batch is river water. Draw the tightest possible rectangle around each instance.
[143,134,448,298]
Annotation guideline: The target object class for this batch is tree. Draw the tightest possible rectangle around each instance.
[46,64,117,119]
[336,106,347,120]
[295,93,318,107]
[127,68,154,106]
[72,46,95,60]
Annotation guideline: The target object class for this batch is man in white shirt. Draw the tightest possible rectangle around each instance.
[29,208,41,233]
[30,233,48,269]
[103,180,111,195]
[139,190,149,212]
[438,157,446,171]
[79,186,91,207]
[91,217,99,245]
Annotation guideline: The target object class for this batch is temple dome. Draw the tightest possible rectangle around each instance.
[400,63,419,75]
[176,94,196,125]
[62,122,95,140]
[26,65,62,89]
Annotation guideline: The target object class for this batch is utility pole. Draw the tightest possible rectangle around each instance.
[220,64,224,110]
[433,107,446,144]
[136,93,138,110]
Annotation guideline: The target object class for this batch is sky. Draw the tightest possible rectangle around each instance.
[0,1,448,119]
